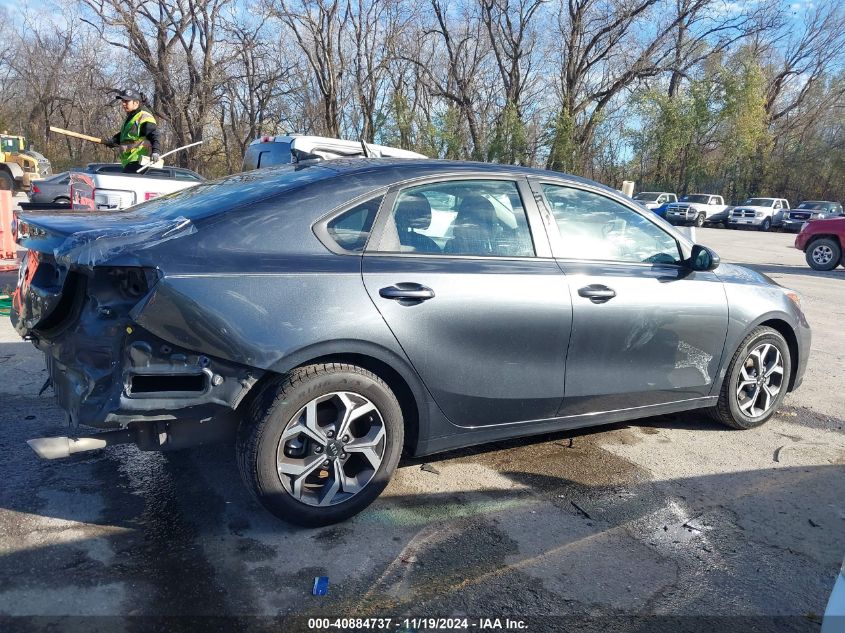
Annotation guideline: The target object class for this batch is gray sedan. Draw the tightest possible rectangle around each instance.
[29,171,71,204]
[11,159,811,526]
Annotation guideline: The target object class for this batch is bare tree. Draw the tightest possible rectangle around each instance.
[664,0,778,99]
[270,0,349,137]
[480,0,545,162]
[81,0,237,168]
[217,21,293,171]
[761,0,845,123]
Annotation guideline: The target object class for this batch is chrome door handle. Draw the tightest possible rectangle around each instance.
[578,284,616,303]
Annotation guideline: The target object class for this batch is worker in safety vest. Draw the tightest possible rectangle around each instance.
[104,89,161,173]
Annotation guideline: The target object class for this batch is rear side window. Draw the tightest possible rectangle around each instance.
[373,179,535,257]
[326,196,383,252]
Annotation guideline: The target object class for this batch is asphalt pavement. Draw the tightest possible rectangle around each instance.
[0,226,843,632]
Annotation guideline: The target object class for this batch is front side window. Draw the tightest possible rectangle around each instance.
[326,196,382,252]
[374,180,535,257]
[541,184,682,265]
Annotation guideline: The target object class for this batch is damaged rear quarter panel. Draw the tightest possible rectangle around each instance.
[130,254,405,375]
[129,173,419,374]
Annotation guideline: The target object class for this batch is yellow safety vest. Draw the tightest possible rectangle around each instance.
[119,109,156,167]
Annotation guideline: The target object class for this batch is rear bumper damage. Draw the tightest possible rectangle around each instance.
[12,215,265,455]
[14,262,262,453]
[33,317,261,447]
[37,321,259,426]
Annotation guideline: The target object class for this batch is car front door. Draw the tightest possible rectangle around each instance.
[532,180,729,416]
[361,177,572,427]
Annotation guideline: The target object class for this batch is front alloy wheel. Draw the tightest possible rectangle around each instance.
[709,326,791,429]
[237,363,403,526]
[734,343,784,418]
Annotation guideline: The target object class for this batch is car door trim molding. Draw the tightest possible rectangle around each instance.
[443,395,717,430]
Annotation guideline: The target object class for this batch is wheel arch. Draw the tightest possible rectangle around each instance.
[754,317,800,392]
[248,341,429,454]
[803,233,841,252]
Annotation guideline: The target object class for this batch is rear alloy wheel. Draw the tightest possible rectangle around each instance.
[759,217,771,232]
[805,238,841,271]
[694,212,706,228]
[709,326,791,429]
[237,363,404,526]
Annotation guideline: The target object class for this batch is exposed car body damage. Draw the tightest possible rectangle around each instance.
[11,159,810,463]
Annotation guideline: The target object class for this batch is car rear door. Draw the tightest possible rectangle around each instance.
[361,176,572,427]
[531,179,729,416]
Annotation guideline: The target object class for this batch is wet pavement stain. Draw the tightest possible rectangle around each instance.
[85,445,254,628]
[780,405,845,433]
[234,537,277,562]
[2,391,843,630]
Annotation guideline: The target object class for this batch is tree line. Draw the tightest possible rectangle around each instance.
[1,0,843,204]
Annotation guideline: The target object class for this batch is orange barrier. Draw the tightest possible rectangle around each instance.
[0,190,19,271]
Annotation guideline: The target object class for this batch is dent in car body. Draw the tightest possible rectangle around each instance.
[10,160,811,456]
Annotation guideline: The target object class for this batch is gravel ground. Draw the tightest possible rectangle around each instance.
[0,225,843,632]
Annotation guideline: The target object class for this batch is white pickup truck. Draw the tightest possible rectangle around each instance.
[727,197,790,232]
[243,134,427,170]
[665,194,728,227]
[69,165,204,210]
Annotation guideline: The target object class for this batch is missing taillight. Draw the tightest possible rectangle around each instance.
[110,268,153,299]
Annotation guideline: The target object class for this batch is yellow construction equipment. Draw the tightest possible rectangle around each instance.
[0,132,52,194]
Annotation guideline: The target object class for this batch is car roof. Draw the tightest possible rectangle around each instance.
[246,157,610,191]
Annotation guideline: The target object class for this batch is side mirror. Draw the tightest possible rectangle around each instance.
[689,244,720,271]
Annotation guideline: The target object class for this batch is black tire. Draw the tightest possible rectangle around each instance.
[709,326,791,430]
[694,213,705,227]
[805,237,841,271]
[53,196,71,205]
[237,363,404,527]
[0,170,13,192]
[759,217,771,232]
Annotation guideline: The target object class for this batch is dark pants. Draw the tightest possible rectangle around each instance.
[123,161,142,174]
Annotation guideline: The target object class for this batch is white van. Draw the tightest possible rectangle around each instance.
[242,134,427,170]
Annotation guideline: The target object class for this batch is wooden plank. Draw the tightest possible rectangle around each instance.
[48,126,104,144]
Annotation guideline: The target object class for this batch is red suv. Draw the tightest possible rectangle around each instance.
[795,217,845,270]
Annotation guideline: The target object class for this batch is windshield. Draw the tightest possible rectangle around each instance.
[743,198,775,207]
[797,202,830,210]
[114,163,333,221]
[633,192,661,202]
[681,195,711,203]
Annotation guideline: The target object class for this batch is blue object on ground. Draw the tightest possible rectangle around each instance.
[313,576,329,596]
